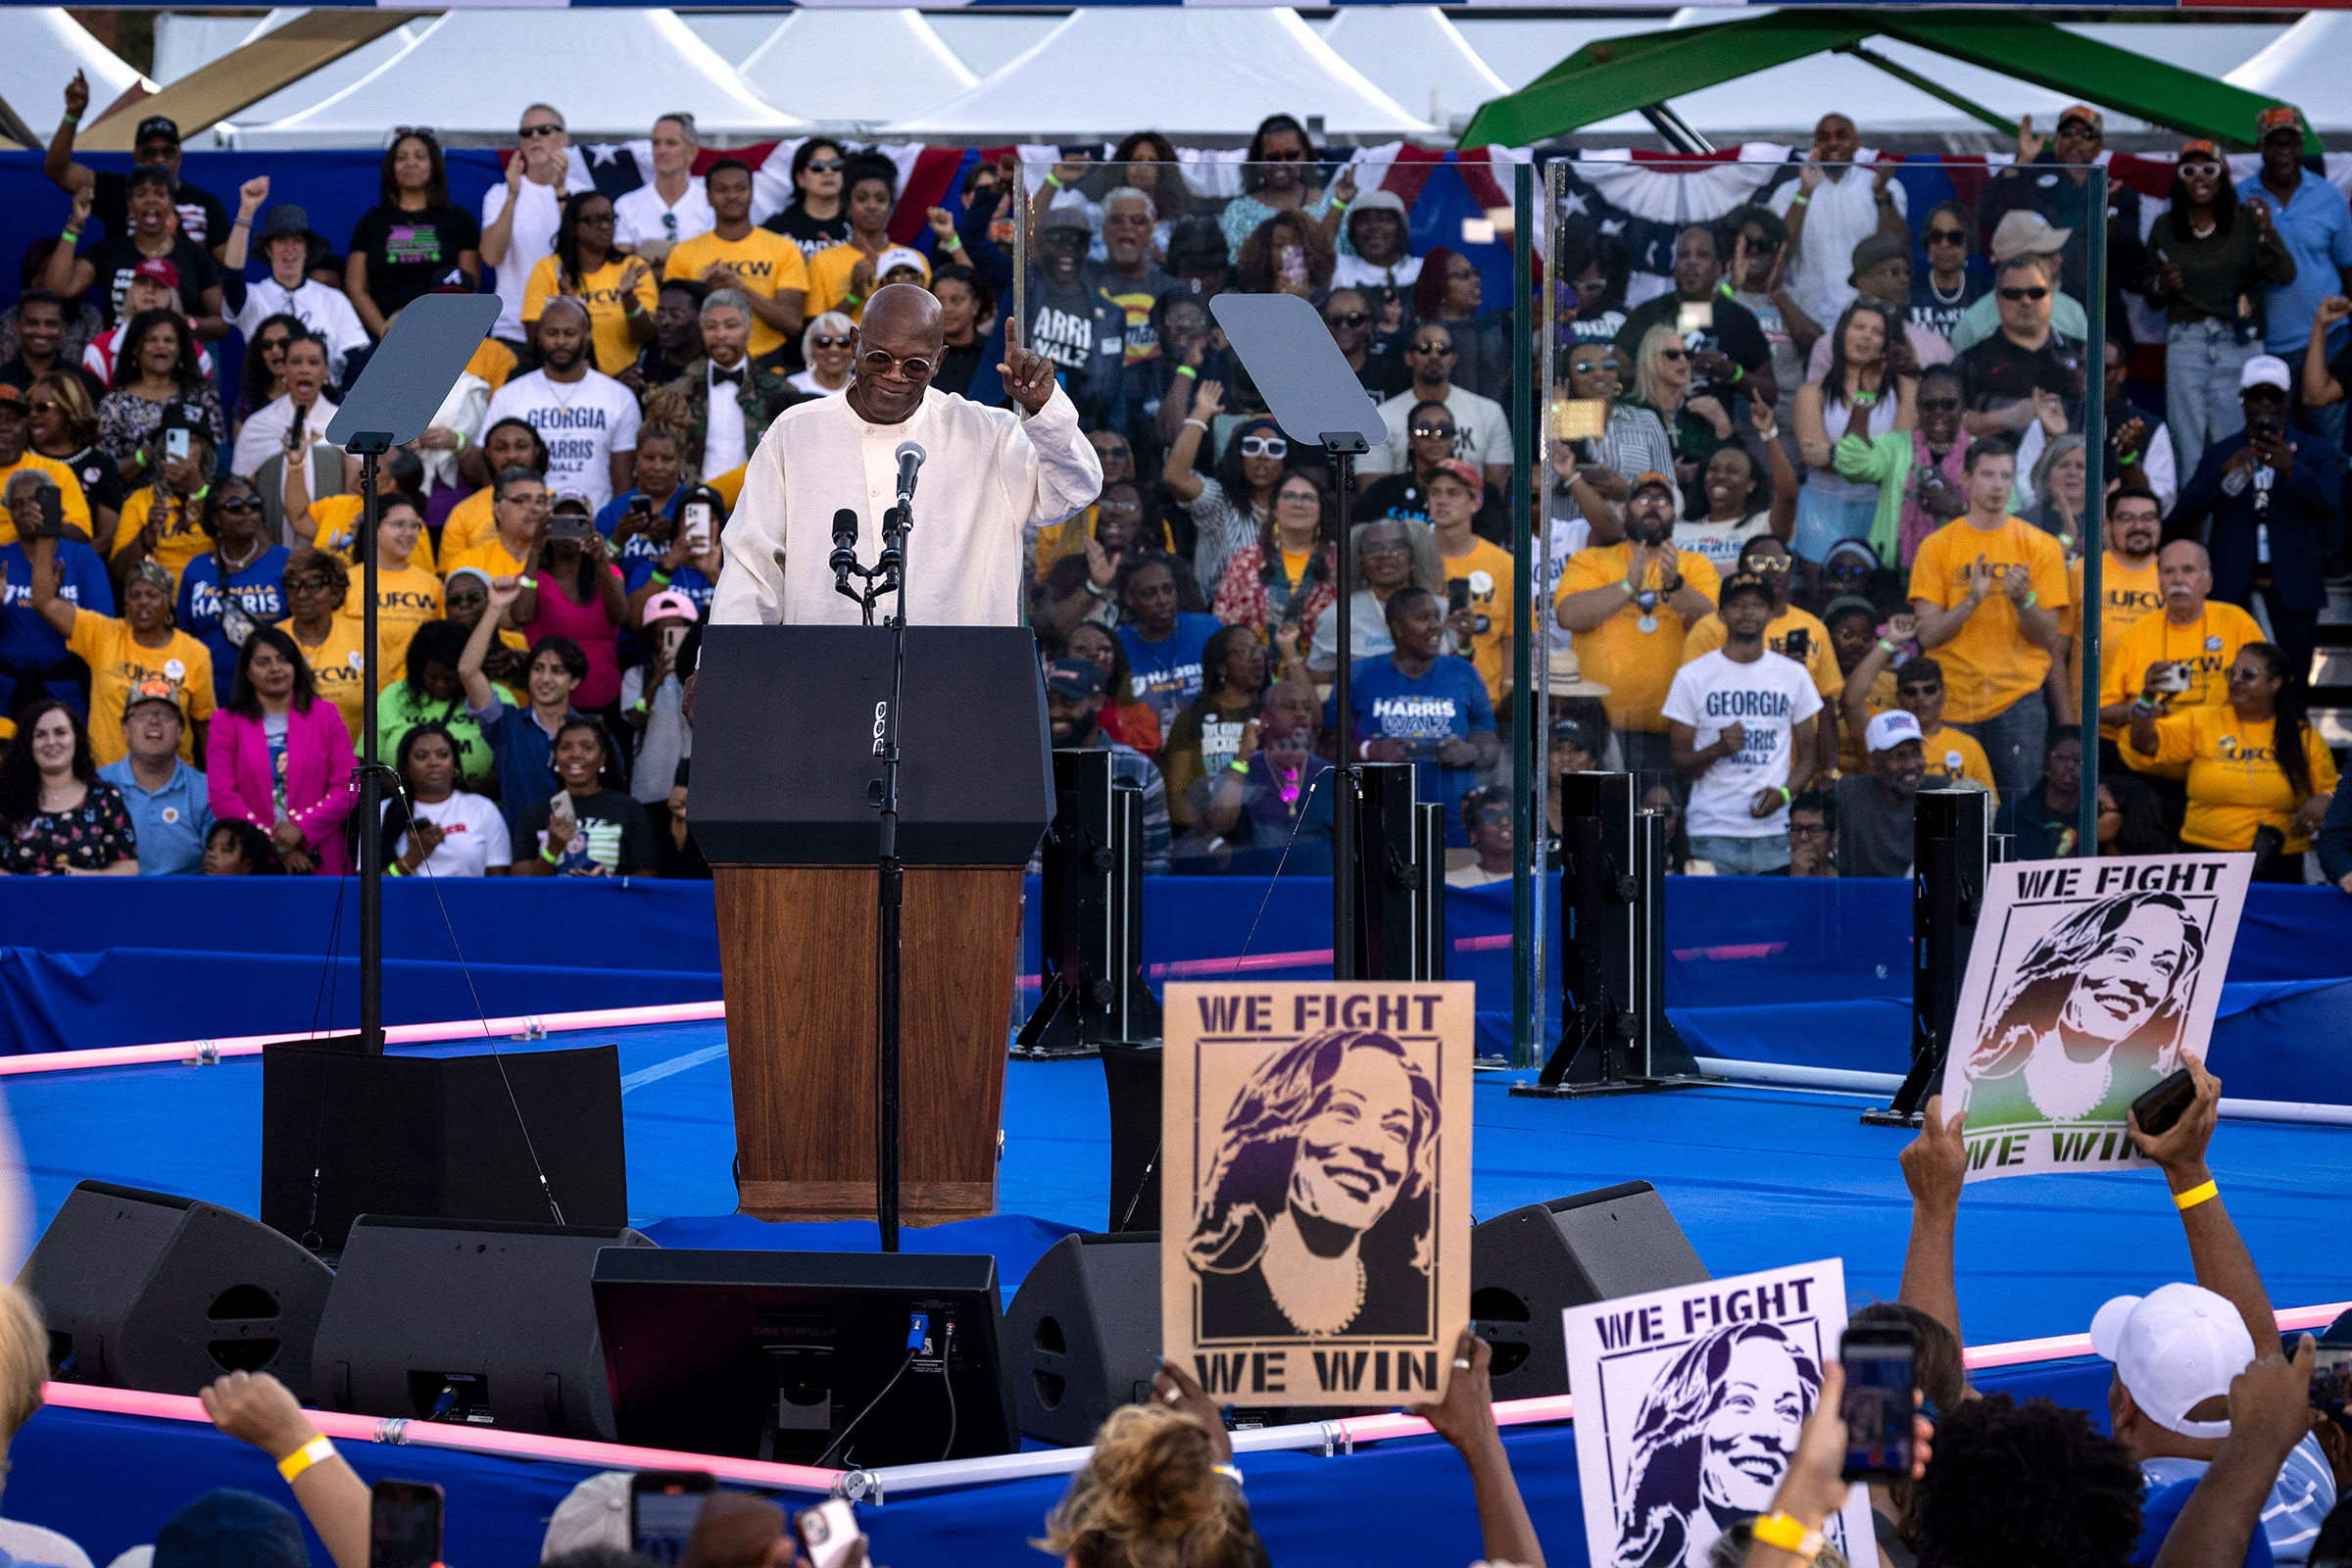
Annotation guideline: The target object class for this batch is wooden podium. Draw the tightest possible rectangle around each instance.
[694,626,1053,1226]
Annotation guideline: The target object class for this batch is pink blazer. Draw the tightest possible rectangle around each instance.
[206,701,358,875]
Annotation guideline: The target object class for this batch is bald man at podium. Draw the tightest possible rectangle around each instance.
[711,283,1101,627]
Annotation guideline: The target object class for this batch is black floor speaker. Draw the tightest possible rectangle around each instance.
[312,1215,654,1441]
[261,1043,627,1253]
[17,1180,334,1399]
[1470,1182,1710,1401]
[1004,1232,1161,1447]
[1100,1044,1161,1233]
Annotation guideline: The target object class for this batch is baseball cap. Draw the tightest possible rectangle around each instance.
[1045,658,1106,700]
[2091,1282,2256,1439]
[1719,570,1774,609]
[126,560,175,598]
[1848,232,1910,284]
[135,115,181,147]
[550,491,594,515]
[1866,709,1925,754]
[2180,138,2221,164]
[1348,188,1408,220]
[642,589,701,626]
[2257,105,2302,141]
[153,1490,306,1568]
[1040,206,1093,236]
[875,245,929,280]
[0,389,24,416]
[1988,210,2071,262]
[1428,458,1483,502]
[1629,469,1676,501]
[131,256,181,290]
[540,1471,632,1560]
[429,267,474,294]
[2241,356,2292,392]
[2057,104,2104,135]
[123,677,182,719]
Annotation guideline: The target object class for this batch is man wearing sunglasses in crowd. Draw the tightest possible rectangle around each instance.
[613,114,712,270]
[712,283,1101,629]
[1976,105,2145,340]
[480,103,593,352]
[1324,288,1409,400]
[1958,255,2086,442]
[1611,222,1779,418]
[1721,204,1814,438]
[1356,322,1513,502]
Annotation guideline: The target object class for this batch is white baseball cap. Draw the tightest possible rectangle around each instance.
[2090,1282,2256,1439]
[541,1470,633,1559]
[1865,709,1925,754]
[2241,356,2292,393]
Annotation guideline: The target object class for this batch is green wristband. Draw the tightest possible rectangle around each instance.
[541,843,561,865]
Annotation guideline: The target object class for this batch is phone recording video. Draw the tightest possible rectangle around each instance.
[630,1471,714,1568]
[1676,300,1715,336]
[683,501,714,553]
[368,1480,443,1568]
[1782,627,1810,661]
[164,426,192,464]
[2131,1066,2196,1138]
[1838,1322,1916,1481]
[2313,1345,2352,1417]
[1446,577,1471,615]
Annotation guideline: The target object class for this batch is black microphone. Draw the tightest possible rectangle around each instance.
[894,440,925,508]
[830,507,859,590]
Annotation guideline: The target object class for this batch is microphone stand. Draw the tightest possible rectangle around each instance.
[834,494,914,1252]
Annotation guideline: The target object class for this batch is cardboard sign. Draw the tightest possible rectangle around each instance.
[1937,854,2249,1182]
[1162,981,1474,1407]
[1565,1257,1876,1568]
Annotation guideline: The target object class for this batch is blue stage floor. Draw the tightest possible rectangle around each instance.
[8,1020,2348,1348]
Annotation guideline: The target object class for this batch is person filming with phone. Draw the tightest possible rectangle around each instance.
[2129,641,2335,880]
[2173,356,2345,688]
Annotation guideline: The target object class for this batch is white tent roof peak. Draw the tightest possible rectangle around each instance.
[1,9,150,142]
[1319,7,1506,132]
[234,9,805,150]
[884,8,1433,139]
[2225,15,2352,131]
[739,10,975,128]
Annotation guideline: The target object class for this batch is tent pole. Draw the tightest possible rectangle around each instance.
[1835,44,2019,139]
[1637,106,1713,157]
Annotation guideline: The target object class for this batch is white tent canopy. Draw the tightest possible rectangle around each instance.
[884,8,1432,139]
[1319,7,1506,133]
[234,9,804,150]
[739,10,974,129]
[2227,15,2352,132]
[0,10,150,142]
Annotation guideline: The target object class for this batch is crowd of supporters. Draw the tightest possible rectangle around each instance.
[1,86,2351,885]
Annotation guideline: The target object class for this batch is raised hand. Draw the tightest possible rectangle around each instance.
[1900,1094,1969,1213]
[926,207,956,244]
[998,317,1058,415]
[487,574,524,612]
[2015,114,2046,166]
[238,175,270,217]
[1190,378,1226,420]
[63,71,88,121]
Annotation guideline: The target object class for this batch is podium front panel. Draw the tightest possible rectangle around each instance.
[693,625,1053,866]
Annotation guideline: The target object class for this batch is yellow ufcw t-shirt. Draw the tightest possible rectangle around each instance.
[1906,515,2069,725]
[805,242,927,325]
[2138,707,2337,853]
[523,255,658,377]
[113,489,211,587]
[66,610,215,765]
[441,488,498,559]
[1918,721,1998,803]
[1439,536,1515,709]
[345,564,445,690]
[1554,544,1723,733]
[2101,602,2266,743]
[2067,551,2161,726]
[1681,604,1844,701]
[0,452,91,546]
[310,494,440,573]
[279,613,368,746]
[448,537,531,581]
[664,228,810,359]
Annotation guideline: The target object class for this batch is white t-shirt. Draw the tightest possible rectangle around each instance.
[482,172,591,341]
[614,177,714,251]
[230,393,340,481]
[1358,385,1514,477]
[382,790,512,876]
[1767,164,1908,332]
[1674,512,1777,576]
[231,278,370,380]
[485,368,642,512]
[1660,648,1821,839]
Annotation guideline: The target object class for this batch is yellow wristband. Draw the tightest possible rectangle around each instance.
[1751,1513,1822,1560]
[2174,1178,2219,1211]
[276,1435,335,1482]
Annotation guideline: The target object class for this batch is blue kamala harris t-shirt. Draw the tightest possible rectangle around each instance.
[1329,653,1495,846]
[176,546,291,702]
[1118,612,1220,731]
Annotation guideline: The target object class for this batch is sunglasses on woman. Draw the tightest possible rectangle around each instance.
[810,334,853,349]
[1325,311,1370,329]
[1658,348,1690,361]
[2179,160,2224,178]
[805,158,845,173]
[1409,423,1455,439]
[1239,435,1288,459]
[1926,226,1968,245]
[211,496,264,515]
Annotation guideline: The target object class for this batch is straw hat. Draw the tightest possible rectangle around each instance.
[1546,644,1609,697]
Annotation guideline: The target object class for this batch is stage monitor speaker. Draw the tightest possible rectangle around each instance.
[261,1043,627,1254]
[18,1180,334,1400]
[1101,1043,1162,1234]
[1003,1231,1160,1447]
[1470,1182,1709,1401]
[1016,748,1162,1059]
[594,1248,1017,1468]
[1348,762,1444,981]
[311,1215,656,1441]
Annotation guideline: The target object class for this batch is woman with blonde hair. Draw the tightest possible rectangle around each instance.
[1623,323,1735,514]
[1041,1402,1256,1568]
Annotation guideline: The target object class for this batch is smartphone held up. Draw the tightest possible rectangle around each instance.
[368,1480,443,1568]
[1838,1321,1915,1481]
